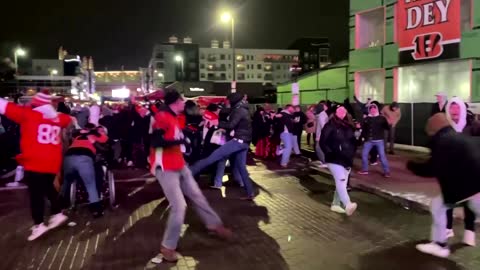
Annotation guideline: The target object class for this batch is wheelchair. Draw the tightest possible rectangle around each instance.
[69,148,117,209]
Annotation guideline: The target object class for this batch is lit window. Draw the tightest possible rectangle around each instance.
[356,7,385,49]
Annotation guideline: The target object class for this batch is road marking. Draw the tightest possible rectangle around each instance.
[37,246,51,270]
[79,239,90,268]
[58,236,74,270]
[48,240,63,269]
[69,242,80,269]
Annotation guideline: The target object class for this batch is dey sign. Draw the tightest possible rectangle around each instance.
[398,0,461,64]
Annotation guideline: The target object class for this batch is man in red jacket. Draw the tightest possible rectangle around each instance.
[0,90,72,241]
[149,90,231,263]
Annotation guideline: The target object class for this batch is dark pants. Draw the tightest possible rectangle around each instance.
[296,131,302,151]
[385,126,396,154]
[25,171,61,225]
[447,203,476,231]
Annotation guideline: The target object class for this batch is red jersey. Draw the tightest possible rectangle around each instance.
[1,101,72,174]
[149,109,185,174]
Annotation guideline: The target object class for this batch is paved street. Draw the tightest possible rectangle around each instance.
[0,158,479,270]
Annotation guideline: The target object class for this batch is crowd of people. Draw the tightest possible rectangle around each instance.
[1,87,480,261]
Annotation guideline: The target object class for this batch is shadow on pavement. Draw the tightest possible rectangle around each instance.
[81,177,288,270]
[358,241,467,270]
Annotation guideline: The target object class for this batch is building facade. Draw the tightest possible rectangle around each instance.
[149,36,199,88]
[349,0,478,146]
[288,38,331,75]
[199,41,299,85]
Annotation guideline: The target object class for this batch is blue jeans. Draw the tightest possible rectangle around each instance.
[190,140,254,196]
[327,164,351,207]
[231,148,254,197]
[280,132,299,166]
[61,155,100,204]
[156,166,222,249]
[361,140,390,173]
[213,157,243,188]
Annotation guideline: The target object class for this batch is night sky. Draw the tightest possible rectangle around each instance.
[1,0,349,70]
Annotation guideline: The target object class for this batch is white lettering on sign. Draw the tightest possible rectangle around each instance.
[406,0,451,30]
[190,87,205,92]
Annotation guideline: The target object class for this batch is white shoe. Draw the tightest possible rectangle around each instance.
[331,205,346,214]
[463,230,476,246]
[446,229,454,238]
[345,203,358,216]
[416,242,450,258]
[28,223,49,241]
[47,213,68,230]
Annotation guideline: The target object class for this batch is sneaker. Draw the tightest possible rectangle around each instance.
[370,162,378,166]
[416,242,450,258]
[209,226,233,241]
[463,230,476,246]
[384,173,391,178]
[330,205,346,214]
[47,213,68,230]
[28,223,49,241]
[345,203,358,216]
[446,229,455,238]
[280,164,288,168]
[159,246,179,263]
[357,171,369,175]
[209,185,222,190]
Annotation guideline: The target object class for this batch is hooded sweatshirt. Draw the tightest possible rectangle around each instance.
[409,113,480,205]
[445,96,467,133]
[0,99,72,174]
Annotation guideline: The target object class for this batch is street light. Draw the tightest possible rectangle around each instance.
[14,47,27,74]
[174,55,184,81]
[220,11,236,93]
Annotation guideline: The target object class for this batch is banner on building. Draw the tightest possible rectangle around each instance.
[397,0,461,65]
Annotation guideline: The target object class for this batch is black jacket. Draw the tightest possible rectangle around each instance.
[292,111,307,135]
[362,115,389,141]
[320,117,357,168]
[219,102,252,143]
[277,111,295,133]
[407,127,480,205]
[431,102,447,116]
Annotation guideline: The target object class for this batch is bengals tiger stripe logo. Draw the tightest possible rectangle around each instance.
[411,32,444,60]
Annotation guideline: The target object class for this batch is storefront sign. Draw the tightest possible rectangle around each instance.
[189,87,205,92]
[397,0,461,64]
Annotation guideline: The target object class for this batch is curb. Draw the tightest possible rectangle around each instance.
[301,148,429,213]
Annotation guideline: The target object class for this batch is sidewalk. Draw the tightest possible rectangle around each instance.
[300,138,438,212]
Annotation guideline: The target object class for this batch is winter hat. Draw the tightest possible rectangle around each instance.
[227,92,244,107]
[31,89,52,107]
[425,113,451,137]
[203,110,219,121]
[435,91,447,97]
[164,89,182,105]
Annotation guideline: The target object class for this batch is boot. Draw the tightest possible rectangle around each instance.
[463,230,476,246]
[89,201,104,218]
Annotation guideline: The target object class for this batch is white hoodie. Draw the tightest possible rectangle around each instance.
[445,96,467,133]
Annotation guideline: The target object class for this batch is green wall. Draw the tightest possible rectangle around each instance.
[276,65,349,105]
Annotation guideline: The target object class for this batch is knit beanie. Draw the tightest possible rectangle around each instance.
[31,89,52,107]
[426,113,451,136]
[227,92,244,107]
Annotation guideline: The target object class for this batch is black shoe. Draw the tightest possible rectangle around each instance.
[89,201,104,218]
